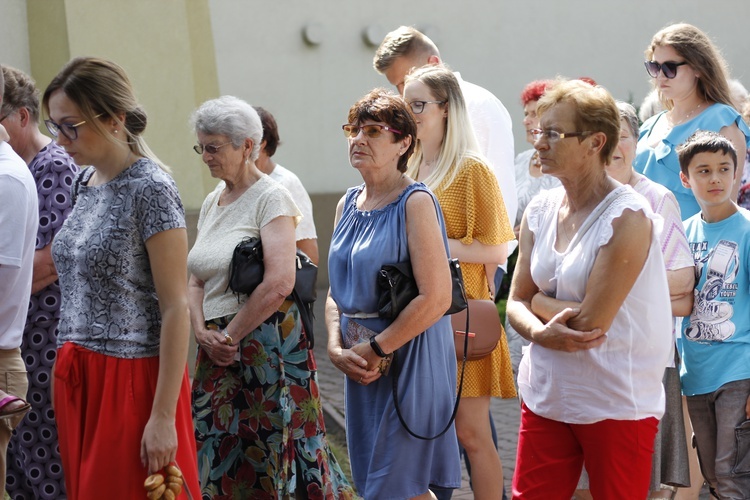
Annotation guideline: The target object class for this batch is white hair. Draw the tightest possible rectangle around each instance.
[191,95,262,160]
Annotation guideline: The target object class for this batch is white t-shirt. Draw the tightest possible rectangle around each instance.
[187,175,301,321]
[518,186,672,423]
[270,164,317,241]
[0,142,38,349]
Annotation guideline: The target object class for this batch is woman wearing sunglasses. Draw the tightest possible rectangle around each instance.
[187,96,353,498]
[327,88,461,499]
[43,57,201,498]
[635,23,750,220]
[403,66,515,499]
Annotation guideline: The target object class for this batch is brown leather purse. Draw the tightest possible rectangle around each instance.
[451,299,501,360]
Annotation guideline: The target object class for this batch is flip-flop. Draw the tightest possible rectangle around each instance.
[0,395,31,420]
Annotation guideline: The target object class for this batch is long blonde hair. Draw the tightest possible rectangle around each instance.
[42,57,169,172]
[405,65,483,191]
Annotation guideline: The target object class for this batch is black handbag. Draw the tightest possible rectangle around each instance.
[376,257,471,441]
[227,237,318,347]
[377,258,467,319]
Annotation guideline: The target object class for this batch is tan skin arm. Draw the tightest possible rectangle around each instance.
[507,211,605,352]
[32,244,58,294]
[327,191,452,384]
[720,123,747,199]
[191,216,297,367]
[139,228,190,473]
[668,267,695,317]
[526,209,653,341]
[296,238,319,266]
[449,232,508,298]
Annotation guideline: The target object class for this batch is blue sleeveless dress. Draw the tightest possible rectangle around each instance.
[328,182,461,499]
[634,103,750,219]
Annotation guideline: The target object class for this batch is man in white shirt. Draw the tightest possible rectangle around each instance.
[373,26,517,297]
[0,66,38,492]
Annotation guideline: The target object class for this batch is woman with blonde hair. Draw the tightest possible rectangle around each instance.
[635,23,750,219]
[403,65,515,499]
[44,57,199,499]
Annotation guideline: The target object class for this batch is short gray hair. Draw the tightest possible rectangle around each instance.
[616,101,639,138]
[191,95,262,161]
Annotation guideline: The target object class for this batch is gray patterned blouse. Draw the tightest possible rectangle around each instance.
[52,158,185,358]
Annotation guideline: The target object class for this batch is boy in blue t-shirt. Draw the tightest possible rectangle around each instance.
[677,131,750,497]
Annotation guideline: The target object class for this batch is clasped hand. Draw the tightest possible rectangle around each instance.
[196,327,238,366]
[329,342,382,385]
[532,307,607,352]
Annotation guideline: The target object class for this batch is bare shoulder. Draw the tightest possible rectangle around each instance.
[404,188,437,215]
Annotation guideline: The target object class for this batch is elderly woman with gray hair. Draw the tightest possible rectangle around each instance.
[187,96,354,498]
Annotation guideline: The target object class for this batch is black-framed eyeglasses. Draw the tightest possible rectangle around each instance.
[408,100,446,115]
[531,128,593,143]
[193,141,233,155]
[44,113,104,141]
[0,110,13,123]
[644,60,687,79]
[342,124,402,139]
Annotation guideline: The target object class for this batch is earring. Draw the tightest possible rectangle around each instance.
[114,130,118,134]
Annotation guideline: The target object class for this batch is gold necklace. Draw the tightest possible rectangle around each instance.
[669,101,704,126]
[361,174,405,211]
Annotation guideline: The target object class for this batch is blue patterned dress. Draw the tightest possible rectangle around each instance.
[328,183,461,499]
[6,141,77,500]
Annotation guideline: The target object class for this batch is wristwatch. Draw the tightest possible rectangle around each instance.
[369,336,387,358]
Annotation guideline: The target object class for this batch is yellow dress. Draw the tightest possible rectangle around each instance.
[434,157,517,398]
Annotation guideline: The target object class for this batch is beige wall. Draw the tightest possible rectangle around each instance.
[207,0,750,201]
[23,0,220,211]
[0,1,31,72]
[6,0,750,280]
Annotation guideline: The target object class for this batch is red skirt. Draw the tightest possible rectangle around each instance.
[54,342,200,500]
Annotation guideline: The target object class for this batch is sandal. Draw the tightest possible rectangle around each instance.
[0,395,31,420]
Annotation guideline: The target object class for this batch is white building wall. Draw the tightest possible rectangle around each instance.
[208,0,750,194]
[0,0,31,73]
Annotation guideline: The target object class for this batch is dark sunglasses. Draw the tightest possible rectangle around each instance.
[342,124,402,139]
[644,60,687,79]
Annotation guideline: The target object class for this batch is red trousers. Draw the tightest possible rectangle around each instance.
[54,343,200,500]
[513,403,658,500]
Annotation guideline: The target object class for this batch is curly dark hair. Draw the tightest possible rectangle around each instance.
[347,88,416,172]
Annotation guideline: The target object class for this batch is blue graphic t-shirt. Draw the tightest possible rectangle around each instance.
[680,208,750,395]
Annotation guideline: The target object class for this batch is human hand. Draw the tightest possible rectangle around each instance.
[195,327,238,366]
[746,395,750,419]
[532,307,606,352]
[140,415,177,474]
[328,345,381,385]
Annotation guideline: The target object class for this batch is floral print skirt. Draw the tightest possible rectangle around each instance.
[192,300,356,499]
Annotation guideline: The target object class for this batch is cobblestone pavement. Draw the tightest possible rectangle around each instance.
[311,289,519,496]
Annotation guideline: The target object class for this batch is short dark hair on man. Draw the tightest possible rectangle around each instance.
[677,130,738,176]
[253,106,281,157]
[373,26,438,74]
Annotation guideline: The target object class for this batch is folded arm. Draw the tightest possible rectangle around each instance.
[507,212,605,352]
